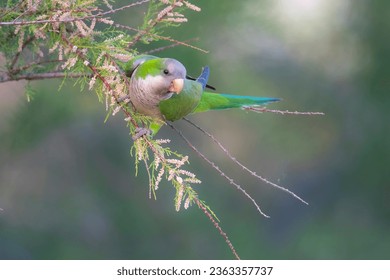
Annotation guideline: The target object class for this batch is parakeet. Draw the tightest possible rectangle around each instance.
[124,55,280,138]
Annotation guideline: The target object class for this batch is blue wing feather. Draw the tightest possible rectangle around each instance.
[196,66,210,90]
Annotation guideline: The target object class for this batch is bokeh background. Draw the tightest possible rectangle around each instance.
[1,0,389,259]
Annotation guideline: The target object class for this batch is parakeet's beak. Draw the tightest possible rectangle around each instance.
[169,78,184,94]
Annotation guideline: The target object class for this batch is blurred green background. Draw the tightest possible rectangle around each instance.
[1,0,389,259]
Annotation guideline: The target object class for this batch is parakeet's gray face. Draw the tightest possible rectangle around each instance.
[154,58,186,98]
[132,58,186,101]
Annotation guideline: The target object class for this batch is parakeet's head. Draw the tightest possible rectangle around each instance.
[131,58,186,100]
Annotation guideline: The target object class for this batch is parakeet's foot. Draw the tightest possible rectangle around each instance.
[132,127,152,140]
[117,94,131,103]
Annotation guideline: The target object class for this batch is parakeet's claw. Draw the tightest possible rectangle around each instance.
[117,94,131,103]
[132,127,152,140]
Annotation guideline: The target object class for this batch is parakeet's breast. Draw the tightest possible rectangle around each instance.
[159,80,203,121]
[129,74,169,120]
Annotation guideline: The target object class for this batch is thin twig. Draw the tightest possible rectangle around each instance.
[96,0,150,17]
[11,59,66,74]
[194,197,240,260]
[144,38,199,54]
[245,107,325,115]
[0,71,89,82]
[0,0,150,26]
[142,157,153,199]
[127,0,184,48]
[9,35,36,71]
[168,122,270,218]
[184,118,309,205]
[115,23,208,53]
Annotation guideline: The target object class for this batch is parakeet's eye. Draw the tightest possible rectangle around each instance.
[163,69,169,75]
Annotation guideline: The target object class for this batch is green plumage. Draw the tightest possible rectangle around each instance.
[159,79,203,121]
[125,55,280,136]
[134,59,164,79]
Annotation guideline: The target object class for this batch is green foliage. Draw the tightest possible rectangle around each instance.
[0,0,208,214]
[133,136,203,210]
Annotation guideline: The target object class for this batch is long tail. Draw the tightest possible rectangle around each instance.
[193,91,280,113]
